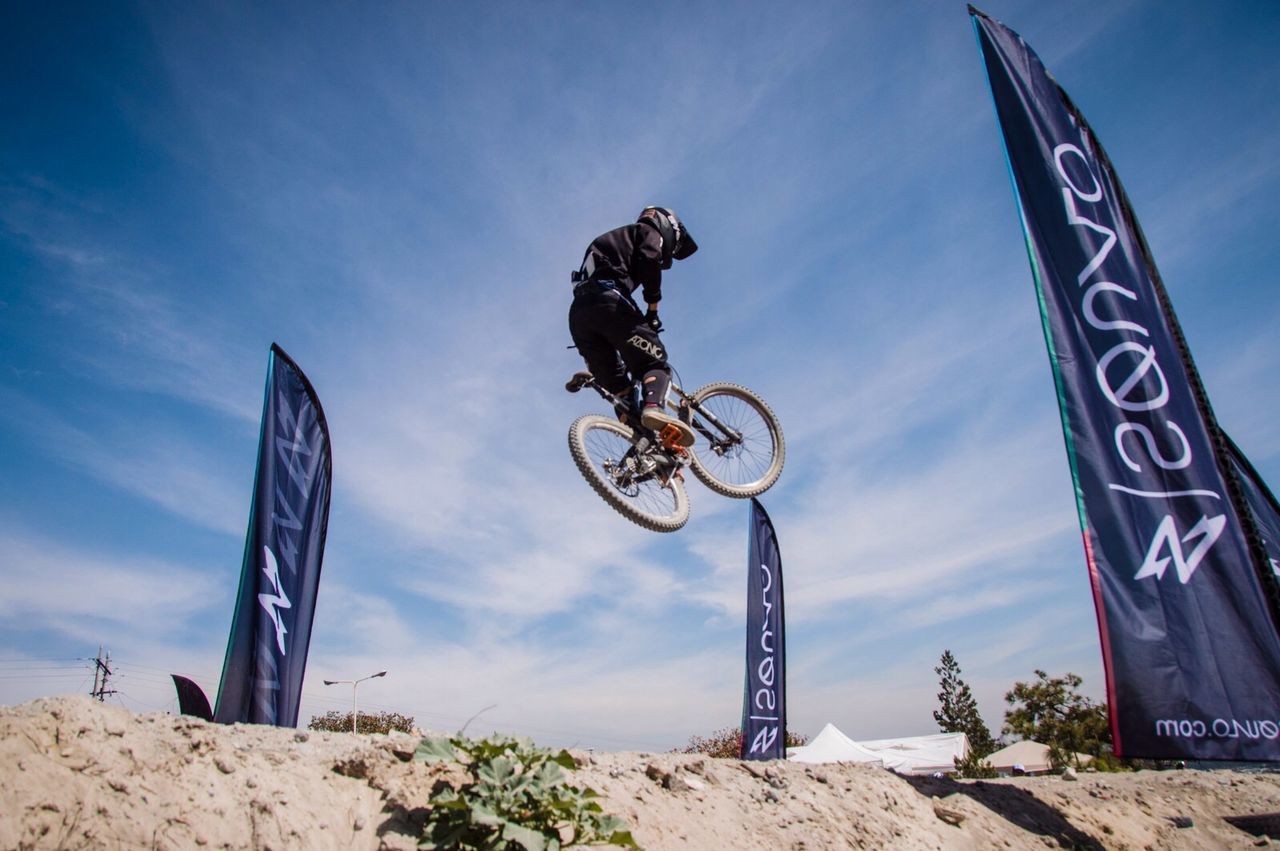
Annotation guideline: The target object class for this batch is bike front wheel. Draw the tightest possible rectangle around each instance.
[682,383,784,498]
[568,415,690,533]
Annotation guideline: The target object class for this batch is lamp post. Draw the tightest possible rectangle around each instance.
[323,670,387,733]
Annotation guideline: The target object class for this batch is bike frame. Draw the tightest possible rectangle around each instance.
[567,369,782,530]
[573,374,746,451]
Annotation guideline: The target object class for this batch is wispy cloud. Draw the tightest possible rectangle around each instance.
[1,177,263,424]
[0,388,248,536]
[0,526,222,628]
[1203,327,1280,462]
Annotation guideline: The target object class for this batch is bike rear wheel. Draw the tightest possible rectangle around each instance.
[568,415,690,532]
[682,383,784,498]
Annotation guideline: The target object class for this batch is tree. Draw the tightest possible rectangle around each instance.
[934,650,995,759]
[308,709,416,735]
[1003,670,1111,768]
[677,726,807,759]
[952,748,999,779]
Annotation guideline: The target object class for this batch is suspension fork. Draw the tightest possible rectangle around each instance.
[670,384,744,446]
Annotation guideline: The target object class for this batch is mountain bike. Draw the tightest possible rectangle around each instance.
[565,371,784,532]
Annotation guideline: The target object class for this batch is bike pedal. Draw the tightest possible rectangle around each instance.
[658,423,687,450]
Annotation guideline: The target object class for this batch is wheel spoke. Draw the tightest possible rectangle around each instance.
[691,393,776,488]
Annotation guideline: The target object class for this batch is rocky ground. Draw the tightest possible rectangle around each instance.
[4,696,1280,850]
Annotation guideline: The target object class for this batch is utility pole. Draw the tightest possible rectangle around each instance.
[90,646,116,702]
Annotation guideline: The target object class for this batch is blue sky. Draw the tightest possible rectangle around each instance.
[2,0,1279,751]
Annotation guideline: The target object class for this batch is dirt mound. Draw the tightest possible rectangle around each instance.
[4,696,1280,849]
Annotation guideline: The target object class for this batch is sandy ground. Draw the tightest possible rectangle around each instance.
[4,697,1280,850]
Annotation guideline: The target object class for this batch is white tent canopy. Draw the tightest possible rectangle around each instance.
[787,723,885,766]
[787,724,970,774]
[858,732,969,775]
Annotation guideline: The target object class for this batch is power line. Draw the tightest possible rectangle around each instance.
[114,664,218,677]
[115,690,176,714]
[111,668,196,684]
[2,650,680,751]
[0,657,85,664]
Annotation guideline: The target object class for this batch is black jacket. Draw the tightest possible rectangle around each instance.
[579,221,665,305]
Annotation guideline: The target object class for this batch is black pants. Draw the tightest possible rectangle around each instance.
[568,281,672,409]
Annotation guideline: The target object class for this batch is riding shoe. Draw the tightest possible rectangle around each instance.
[640,406,697,448]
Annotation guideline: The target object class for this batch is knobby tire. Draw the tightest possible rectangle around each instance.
[568,414,690,533]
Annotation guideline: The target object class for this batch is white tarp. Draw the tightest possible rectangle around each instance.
[984,740,1092,775]
[787,722,885,766]
[984,739,1052,774]
[857,732,969,775]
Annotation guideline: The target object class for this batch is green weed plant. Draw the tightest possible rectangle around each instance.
[414,733,639,850]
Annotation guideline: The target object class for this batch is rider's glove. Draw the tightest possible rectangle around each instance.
[645,308,664,334]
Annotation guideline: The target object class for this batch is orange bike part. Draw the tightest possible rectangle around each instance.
[658,424,689,452]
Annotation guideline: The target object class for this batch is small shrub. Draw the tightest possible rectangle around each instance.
[308,710,415,735]
[677,726,807,759]
[414,733,638,850]
[1089,752,1132,773]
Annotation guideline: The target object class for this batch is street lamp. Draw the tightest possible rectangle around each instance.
[323,670,387,733]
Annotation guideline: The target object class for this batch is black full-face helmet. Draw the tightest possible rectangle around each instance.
[638,206,698,269]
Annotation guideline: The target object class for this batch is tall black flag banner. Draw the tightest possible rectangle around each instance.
[1226,436,1280,582]
[171,674,214,721]
[214,344,333,727]
[741,498,786,760]
[972,7,1280,759]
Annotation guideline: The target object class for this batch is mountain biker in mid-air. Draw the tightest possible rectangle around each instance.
[569,206,699,447]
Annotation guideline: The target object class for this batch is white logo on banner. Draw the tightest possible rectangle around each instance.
[258,546,293,654]
[748,560,780,755]
[1134,515,1228,584]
